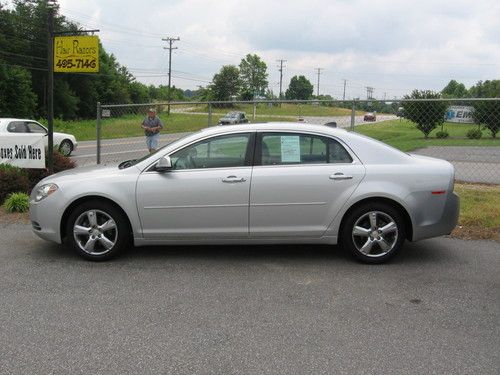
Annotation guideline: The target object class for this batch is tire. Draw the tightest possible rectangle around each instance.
[59,139,73,156]
[340,202,406,264]
[66,200,130,261]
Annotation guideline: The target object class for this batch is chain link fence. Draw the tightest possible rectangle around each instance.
[71,98,499,184]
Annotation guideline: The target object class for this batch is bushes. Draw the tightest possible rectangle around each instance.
[0,149,76,205]
[466,128,483,139]
[0,164,30,203]
[26,149,76,190]
[435,130,449,138]
[3,192,29,213]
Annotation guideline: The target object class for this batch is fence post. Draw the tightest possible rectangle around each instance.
[350,100,356,131]
[96,101,101,164]
[208,102,212,126]
[253,101,257,121]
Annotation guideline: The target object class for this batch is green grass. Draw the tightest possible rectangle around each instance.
[185,103,357,117]
[44,113,294,141]
[455,184,500,229]
[354,120,499,151]
[453,183,500,240]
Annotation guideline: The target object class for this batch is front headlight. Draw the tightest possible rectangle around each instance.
[35,183,58,202]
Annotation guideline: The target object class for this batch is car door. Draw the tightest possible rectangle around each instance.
[136,132,254,239]
[25,121,49,147]
[249,132,365,238]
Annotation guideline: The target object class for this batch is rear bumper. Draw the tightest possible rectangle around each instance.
[412,192,460,241]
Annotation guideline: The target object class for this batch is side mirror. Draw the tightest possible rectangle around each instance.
[156,156,172,172]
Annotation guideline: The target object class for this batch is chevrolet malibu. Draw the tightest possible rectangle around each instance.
[30,123,459,263]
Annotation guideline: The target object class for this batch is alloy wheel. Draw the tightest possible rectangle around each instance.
[73,209,118,255]
[351,211,398,258]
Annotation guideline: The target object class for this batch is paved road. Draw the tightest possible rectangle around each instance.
[1,222,499,374]
[412,146,500,184]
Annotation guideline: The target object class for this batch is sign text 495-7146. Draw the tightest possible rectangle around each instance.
[54,35,99,73]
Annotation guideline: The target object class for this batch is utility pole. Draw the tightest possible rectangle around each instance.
[383,92,387,101]
[47,1,55,174]
[315,68,323,97]
[276,59,286,99]
[366,86,374,100]
[342,79,347,100]
[162,37,180,115]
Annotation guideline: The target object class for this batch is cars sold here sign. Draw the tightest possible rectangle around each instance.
[0,135,46,169]
[54,35,99,73]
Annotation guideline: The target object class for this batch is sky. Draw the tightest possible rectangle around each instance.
[15,0,500,99]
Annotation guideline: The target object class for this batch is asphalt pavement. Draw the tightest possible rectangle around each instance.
[1,222,499,374]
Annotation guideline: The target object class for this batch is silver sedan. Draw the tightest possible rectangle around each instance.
[29,123,459,263]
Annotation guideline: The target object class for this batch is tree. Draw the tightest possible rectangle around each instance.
[402,90,448,138]
[441,80,468,98]
[210,65,241,103]
[468,80,500,98]
[238,54,268,99]
[0,62,37,117]
[285,75,314,100]
[472,101,499,138]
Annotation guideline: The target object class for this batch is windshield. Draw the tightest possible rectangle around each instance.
[118,132,195,169]
[226,112,239,118]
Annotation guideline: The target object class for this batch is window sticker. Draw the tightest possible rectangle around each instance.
[280,136,301,162]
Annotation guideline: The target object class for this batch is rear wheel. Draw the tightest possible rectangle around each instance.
[59,139,73,156]
[341,202,406,264]
[66,200,129,261]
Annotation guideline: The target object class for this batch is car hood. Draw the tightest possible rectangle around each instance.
[38,163,134,185]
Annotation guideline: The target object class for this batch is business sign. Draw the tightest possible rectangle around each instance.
[446,105,474,124]
[0,135,46,169]
[54,35,99,73]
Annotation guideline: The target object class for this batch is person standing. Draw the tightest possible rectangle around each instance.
[141,108,163,154]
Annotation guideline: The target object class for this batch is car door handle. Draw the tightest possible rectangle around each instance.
[222,176,247,183]
[329,173,353,180]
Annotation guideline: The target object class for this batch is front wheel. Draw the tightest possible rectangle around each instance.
[66,200,130,261]
[341,203,406,264]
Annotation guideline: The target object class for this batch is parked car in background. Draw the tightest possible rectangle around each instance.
[324,121,337,128]
[363,112,376,122]
[0,118,77,156]
[218,111,249,125]
[30,122,459,264]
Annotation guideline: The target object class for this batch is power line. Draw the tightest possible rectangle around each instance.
[0,49,47,61]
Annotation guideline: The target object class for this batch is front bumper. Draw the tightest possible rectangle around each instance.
[29,195,63,244]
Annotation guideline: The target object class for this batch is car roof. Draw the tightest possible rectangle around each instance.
[0,118,40,123]
[200,122,346,136]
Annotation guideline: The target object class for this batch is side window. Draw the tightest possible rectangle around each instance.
[170,133,251,170]
[7,121,28,133]
[26,122,47,134]
[260,133,352,165]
